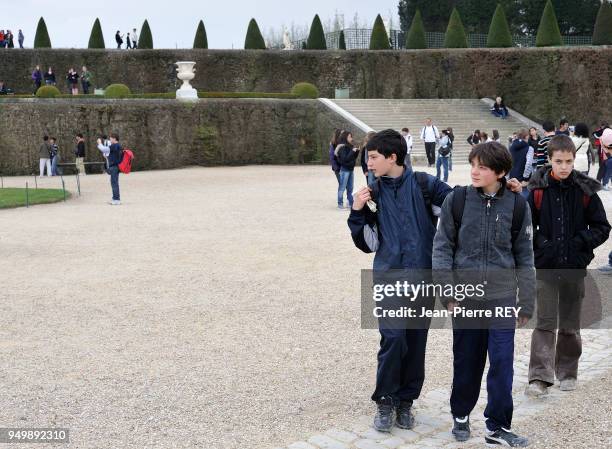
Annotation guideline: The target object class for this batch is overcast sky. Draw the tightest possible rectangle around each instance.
[3,0,400,49]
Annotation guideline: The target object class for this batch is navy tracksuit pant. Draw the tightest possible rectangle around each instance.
[372,327,429,405]
[451,327,515,431]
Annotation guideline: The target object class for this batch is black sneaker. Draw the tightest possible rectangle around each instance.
[452,415,470,442]
[373,396,395,432]
[485,428,529,447]
[395,401,415,429]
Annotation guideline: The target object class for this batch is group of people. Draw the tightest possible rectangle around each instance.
[115,29,139,49]
[31,65,94,94]
[345,128,610,447]
[0,29,24,48]
[37,133,125,205]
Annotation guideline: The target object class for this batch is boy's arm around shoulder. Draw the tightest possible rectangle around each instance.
[347,207,379,254]
[513,199,536,318]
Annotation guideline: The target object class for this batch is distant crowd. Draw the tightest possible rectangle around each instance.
[0,29,24,48]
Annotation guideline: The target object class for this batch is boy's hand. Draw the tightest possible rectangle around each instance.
[352,187,372,211]
[507,178,523,193]
[517,315,530,328]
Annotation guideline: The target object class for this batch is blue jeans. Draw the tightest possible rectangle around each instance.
[50,155,58,176]
[338,169,354,207]
[608,250,612,267]
[491,109,508,119]
[109,166,120,200]
[436,156,449,182]
[602,158,612,186]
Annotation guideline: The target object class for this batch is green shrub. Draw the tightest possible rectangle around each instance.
[88,18,105,48]
[35,85,61,98]
[104,84,131,98]
[444,8,469,48]
[536,0,562,47]
[290,82,319,99]
[193,20,208,49]
[593,1,612,45]
[34,17,51,48]
[139,20,154,49]
[405,9,427,49]
[244,18,266,49]
[370,14,391,50]
[487,4,513,48]
[338,30,346,50]
[306,15,327,50]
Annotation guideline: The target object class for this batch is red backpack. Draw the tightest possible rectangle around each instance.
[118,148,134,174]
[533,188,590,212]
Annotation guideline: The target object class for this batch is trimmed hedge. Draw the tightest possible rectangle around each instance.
[536,0,562,47]
[88,18,105,49]
[290,82,319,99]
[139,20,154,49]
[193,20,208,49]
[104,84,131,98]
[405,9,427,49]
[34,17,51,48]
[245,19,266,49]
[35,85,61,98]
[444,8,469,48]
[370,14,391,50]
[339,30,346,50]
[487,4,513,48]
[307,15,327,50]
[593,1,612,45]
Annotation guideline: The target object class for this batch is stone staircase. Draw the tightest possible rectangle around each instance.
[330,99,532,163]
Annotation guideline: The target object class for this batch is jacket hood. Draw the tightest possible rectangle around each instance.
[528,165,602,195]
[510,139,529,151]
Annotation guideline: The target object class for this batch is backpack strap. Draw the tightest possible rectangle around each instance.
[511,193,527,244]
[414,171,438,226]
[583,194,591,209]
[533,188,543,211]
[451,186,467,232]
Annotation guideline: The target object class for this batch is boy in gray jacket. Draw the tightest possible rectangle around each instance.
[433,142,536,447]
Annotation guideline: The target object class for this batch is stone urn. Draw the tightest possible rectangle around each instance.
[175,61,198,101]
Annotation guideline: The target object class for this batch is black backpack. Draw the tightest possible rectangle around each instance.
[369,171,439,226]
[451,186,526,244]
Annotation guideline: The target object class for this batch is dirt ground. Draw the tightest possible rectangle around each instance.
[0,164,609,449]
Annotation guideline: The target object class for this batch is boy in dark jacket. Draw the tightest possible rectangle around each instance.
[526,135,610,397]
[433,142,535,447]
[349,129,452,432]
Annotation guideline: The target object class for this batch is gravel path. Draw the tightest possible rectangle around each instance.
[0,165,609,449]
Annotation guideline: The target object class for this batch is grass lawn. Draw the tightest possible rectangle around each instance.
[0,187,70,209]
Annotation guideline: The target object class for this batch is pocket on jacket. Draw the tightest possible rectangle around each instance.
[494,214,512,249]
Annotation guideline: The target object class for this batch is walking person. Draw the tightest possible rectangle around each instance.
[18,29,24,48]
[74,134,86,176]
[115,31,123,49]
[31,65,42,93]
[132,28,138,48]
[39,135,52,177]
[98,133,123,205]
[600,129,612,190]
[593,122,610,182]
[535,121,556,168]
[80,66,92,94]
[447,127,455,172]
[335,130,358,209]
[570,122,592,175]
[400,127,413,168]
[528,127,541,152]
[435,129,451,182]
[329,129,342,187]
[7,30,14,48]
[126,32,132,49]
[420,118,439,167]
[49,137,60,176]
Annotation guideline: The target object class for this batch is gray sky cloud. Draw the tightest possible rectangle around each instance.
[3,0,400,49]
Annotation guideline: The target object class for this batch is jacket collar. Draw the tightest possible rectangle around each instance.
[528,165,602,195]
[474,176,507,199]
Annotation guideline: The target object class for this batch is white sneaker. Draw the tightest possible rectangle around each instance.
[525,380,548,397]
[108,200,121,205]
[560,378,577,391]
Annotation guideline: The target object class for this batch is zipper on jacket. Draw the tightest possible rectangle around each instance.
[483,198,492,280]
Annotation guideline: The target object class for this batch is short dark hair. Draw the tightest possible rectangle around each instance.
[43,135,49,141]
[110,133,120,141]
[542,120,555,132]
[573,122,589,138]
[468,142,513,176]
[77,133,83,139]
[401,127,409,132]
[547,135,576,157]
[365,128,406,166]
[559,118,569,126]
[338,130,352,146]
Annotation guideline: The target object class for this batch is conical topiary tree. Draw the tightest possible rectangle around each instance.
[138,19,153,49]
[338,30,346,50]
[370,14,391,50]
[405,9,427,49]
[444,8,468,48]
[487,4,513,48]
[535,0,562,47]
[34,17,51,48]
[593,1,612,45]
[88,18,105,49]
[244,19,266,49]
[306,14,327,49]
[193,20,208,49]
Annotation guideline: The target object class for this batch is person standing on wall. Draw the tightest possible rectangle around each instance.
[81,66,92,94]
[18,29,24,48]
[420,118,439,167]
[31,65,42,93]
